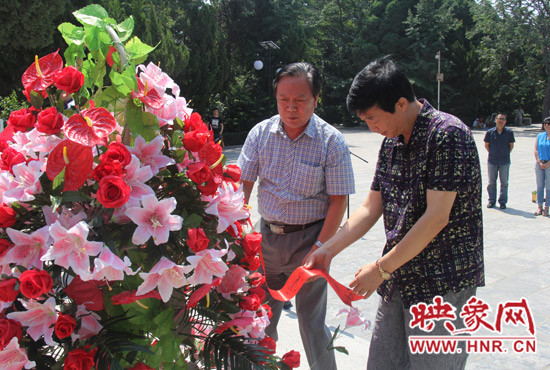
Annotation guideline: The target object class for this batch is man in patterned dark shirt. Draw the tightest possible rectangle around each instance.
[304,57,484,369]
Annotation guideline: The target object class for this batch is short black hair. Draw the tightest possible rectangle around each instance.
[347,57,416,114]
[273,62,322,98]
[544,116,550,125]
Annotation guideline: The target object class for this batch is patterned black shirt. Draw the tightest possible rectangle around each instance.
[371,100,484,308]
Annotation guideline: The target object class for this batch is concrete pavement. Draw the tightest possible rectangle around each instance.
[224,123,550,370]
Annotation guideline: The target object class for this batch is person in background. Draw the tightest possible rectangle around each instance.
[304,57,484,369]
[208,107,224,144]
[484,113,515,209]
[237,62,355,370]
[534,116,550,216]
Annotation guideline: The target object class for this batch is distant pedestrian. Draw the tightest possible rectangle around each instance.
[208,108,224,144]
[484,113,515,209]
[534,116,550,216]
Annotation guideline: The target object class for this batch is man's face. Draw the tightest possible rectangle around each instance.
[495,114,506,129]
[276,75,318,130]
[357,104,402,138]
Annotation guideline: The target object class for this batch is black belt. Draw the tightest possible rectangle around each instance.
[542,160,548,163]
[265,219,324,235]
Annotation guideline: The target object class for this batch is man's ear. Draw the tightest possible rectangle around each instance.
[314,95,319,108]
[396,97,408,112]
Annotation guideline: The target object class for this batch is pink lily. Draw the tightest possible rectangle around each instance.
[136,257,192,302]
[88,247,137,281]
[3,226,51,270]
[217,264,250,299]
[128,135,175,175]
[41,221,103,278]
[227,308,270,339]
[136,62,180,97]
[186,248,229,285]
[0,337,35,370]
[72,305,102,341]
[146,95,178,126]
[7,297,58,346]
[122,155,154,201]
[336,306,370,330]
[42,205,87,229]
[2,161,43,204]
[175,96,193,121]
[125,194,183,246]
[203,182,248,233]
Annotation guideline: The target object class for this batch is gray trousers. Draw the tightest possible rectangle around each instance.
[367,288,476,370]
[259,219,337,370]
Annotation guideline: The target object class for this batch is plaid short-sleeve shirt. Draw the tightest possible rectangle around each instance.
[371,100,484,308]
[238,114,355,224]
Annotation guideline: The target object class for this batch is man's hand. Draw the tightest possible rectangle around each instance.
[349,262,384,298]
[302,246,333,283]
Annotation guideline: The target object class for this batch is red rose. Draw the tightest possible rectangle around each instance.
[0,318,22,349]
[0,239,13,258]
[63,347,97,370]
[36,106,64,134]
[0,148,26,173]
[223,164,241,183]
[240,255,260,271]
[248,287,266,303]
[96,175,131,208]
[55,314,77,339]
[260,304,273,319]
[0,278,19,303]
[54,66,85,94]
[248,272,265,288]
[93,160,123,181]
[239,293,261,311]
[6,108,36,132]
[259,336,276,354]
[242,232,262,257]
[187,162,213,184]
[64,276,105,311]
[19,269,53,299]
[183,112,207,133]
[187,228,209,253]
[183,129,209,152]
[0,204,17,228]
[100,142,132,167]
[129,363,154,370]
[282,350,301,369]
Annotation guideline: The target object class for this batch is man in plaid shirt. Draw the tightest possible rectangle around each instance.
[238,62,355,370]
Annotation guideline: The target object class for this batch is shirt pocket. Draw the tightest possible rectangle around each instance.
[290,162,324,197]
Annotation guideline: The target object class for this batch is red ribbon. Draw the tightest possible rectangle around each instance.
[259,251,364,306]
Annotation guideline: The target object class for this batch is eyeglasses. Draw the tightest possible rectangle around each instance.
[545,122,550,126]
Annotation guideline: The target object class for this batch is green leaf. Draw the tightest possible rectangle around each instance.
[174,117,184,130]
[330,346,349,355]
[125,100,159,141]
[109,67,136,96]
[93,86,124,112]
[52,167,66,192]
[125,36,155,64]
[170,130,184,148]
[183,213,202,228]
[29,90,44,110]
[115,16,134,42]
[61,191,93,203]
[73,4,108,27]
[58,23,85,46]
[50,195,62,212]
[63,43,86,66]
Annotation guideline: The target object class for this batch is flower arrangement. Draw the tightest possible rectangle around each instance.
[0,4,299,369]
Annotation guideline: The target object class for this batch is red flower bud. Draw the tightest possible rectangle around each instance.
[259,336,276,354]
[0,278,19,303]
[0,204,17,228]
[93,160,123,181]
[187,162,213,185]
[54,66,85,94]
[63,347,97,370]
[19,269,53,299]
[7,108,36,133]
[223,164,241,183]
[242,232,262,257]
[282,350,301,369]
[239,294,261,311]
[187,228,209,253]
[248,272,265,288]
[96,175,131,209]
[100,142,132,167]
[36,106,64,134]
[247,287,266,303]
[0,318,22,350]
[55,314,77,339]
[183,130,209,152]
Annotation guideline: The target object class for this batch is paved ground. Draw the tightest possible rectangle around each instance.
[224,123,550,370]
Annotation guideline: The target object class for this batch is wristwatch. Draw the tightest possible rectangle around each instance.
[314,240,323,248]
[376,259,391,280]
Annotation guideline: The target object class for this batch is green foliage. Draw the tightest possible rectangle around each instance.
[0,91,28,121]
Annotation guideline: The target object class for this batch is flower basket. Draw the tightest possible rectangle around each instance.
[0,4,297,369]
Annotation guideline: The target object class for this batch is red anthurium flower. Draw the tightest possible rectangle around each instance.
[111,289,162,305]
[21,50,63,93]
[63,107,117,147]
[64,276,105,311]
[183,112,207,133]
[198,141,223,176]
[106,46,117,67]
[46,139,93,191]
